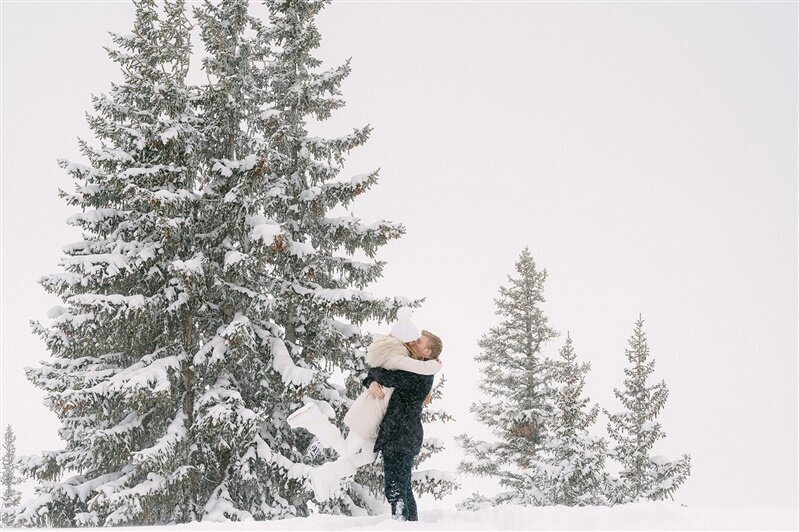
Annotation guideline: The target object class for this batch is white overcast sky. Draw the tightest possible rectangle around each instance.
[1,0,797,514]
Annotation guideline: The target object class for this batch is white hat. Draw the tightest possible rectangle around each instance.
[391,307,420,343]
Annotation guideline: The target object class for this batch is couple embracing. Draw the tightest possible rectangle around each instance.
[287,308,443,521]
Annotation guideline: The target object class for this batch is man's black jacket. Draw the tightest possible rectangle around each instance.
[364,367,433,456]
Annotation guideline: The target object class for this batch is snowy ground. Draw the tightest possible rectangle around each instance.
[7,503,796,531]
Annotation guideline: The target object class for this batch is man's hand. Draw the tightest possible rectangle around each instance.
[368,381,385,399]
[423,391,433,406]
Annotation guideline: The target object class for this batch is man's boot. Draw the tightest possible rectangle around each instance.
[391,500,406,521]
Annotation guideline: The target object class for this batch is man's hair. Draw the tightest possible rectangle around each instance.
[421,330,443,359]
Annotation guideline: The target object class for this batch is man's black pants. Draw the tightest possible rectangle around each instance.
[382,450,417,521]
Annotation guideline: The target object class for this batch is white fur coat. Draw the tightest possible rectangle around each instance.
[343,335,441,440]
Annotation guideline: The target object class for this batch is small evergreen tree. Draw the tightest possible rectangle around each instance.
[605,315,691,503]
[545,334,609,506]
[456,248,560,507]
[1,425,22,526]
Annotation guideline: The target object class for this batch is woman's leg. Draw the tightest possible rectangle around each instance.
[308,456,356,502]
[287,402,348,457]
[344,432,377,468]
[344,432,366,456]
[305,432,375,503]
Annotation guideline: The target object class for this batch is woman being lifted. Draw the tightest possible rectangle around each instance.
[287,307,442,502]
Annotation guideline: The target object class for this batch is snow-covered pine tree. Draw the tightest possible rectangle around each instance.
[184,0,304,521]
[188,0,456,519]
[456,247,560,508]
[605,315,691,504]
[1,425,22,526]
[252,0,457,514]
[20,0,454,522]
[545,334,609,506]
[17,0,204,526]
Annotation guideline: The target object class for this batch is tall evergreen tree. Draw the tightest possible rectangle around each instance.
[21,0,454,524]
[185,0,303,521]
[605,315,691,503]
[456,248,560,507]
[545,334,609,506]
[18,0,206,526]
[185,0,400,518]
[251,0,457,513]
[1,425,22,526]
